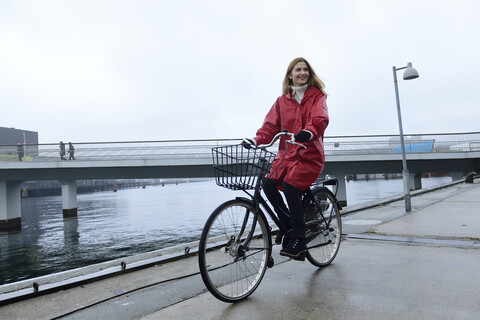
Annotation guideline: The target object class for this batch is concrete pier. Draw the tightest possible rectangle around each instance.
[0,181,22,231]
[1,178,479,319]
[60,180,78,217]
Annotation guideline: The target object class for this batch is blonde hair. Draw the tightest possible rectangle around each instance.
[282,57,327,96]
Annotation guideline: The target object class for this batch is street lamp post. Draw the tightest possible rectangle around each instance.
[392,62,419,212]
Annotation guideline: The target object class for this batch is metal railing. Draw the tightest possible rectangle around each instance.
[1,132,479,163]
[0,139,240,162]
[323,132,480,155]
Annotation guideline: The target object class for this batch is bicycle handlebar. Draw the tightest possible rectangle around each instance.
[256,131,306,149]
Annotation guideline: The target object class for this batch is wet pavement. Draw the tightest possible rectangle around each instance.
[1,179,479,319]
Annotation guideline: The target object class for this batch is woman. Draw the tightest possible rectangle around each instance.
[243,57,329,260]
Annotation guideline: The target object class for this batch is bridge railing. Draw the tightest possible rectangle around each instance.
[1,132,479,162]
[0,139,242,162]
[323,132,480,155]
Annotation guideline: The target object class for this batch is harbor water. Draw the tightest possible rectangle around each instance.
[0,177,450,285]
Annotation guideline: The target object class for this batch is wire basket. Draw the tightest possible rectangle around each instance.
[212,144,276,190]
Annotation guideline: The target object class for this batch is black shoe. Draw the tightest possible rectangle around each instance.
[280,238,306,261]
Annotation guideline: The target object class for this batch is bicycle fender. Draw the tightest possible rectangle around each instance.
[234,196,254,204]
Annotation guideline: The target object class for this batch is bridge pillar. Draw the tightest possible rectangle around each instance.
[409,172,423,191]
[326,173,347,207]
[449,172,465,182]
[0,181,23,231]
[337,175,347,207]
[60,180,78,217]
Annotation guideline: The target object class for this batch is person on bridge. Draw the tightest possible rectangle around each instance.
[68,142,76,160]
[59,141,67,160]
[242,57,329,261]
[17,143,24,161]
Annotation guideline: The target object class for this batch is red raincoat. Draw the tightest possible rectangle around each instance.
[253,86,329,190]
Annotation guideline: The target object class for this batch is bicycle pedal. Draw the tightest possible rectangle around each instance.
[267,257,275,268]
[279,249,306,261]
[294,251,306,261]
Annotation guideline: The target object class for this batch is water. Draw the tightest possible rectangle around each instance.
[346,176,451,203]
[0,177,451,285]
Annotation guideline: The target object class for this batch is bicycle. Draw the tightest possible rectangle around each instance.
[198,131,342,302]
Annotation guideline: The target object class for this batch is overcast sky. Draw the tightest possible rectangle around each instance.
[1,0,479,143]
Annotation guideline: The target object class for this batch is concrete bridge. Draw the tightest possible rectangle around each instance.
[1,132,479,231]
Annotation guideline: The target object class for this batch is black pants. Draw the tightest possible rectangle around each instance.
[263,178,305,239]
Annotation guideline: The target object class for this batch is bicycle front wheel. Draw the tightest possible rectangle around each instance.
[198,199,271,302]
[304,186,342,267]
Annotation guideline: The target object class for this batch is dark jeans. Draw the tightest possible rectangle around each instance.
[263,178,305,239]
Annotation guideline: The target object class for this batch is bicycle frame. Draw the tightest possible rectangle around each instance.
[238,169,338,254]
[233,170,281,251]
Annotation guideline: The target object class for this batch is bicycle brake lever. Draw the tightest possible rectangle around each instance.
[286,140,307,149]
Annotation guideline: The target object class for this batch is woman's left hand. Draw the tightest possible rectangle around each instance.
[294,130,312,143]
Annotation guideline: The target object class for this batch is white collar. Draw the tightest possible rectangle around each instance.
[291,84,308,103]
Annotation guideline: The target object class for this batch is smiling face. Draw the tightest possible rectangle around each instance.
[289,61,309,87]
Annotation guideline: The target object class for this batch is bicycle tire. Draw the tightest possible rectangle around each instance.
[304,186,342,267]
[198,198,272,302]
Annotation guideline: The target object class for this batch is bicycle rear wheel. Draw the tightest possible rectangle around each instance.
[304,186,342,267]
[198,199,271,302]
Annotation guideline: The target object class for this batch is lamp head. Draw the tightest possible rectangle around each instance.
[403,62,419,80]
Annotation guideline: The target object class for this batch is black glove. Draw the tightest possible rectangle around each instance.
[242,138,256,149]
[294,130,312,143]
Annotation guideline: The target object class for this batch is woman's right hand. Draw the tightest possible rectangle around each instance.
[241,138,256,149]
